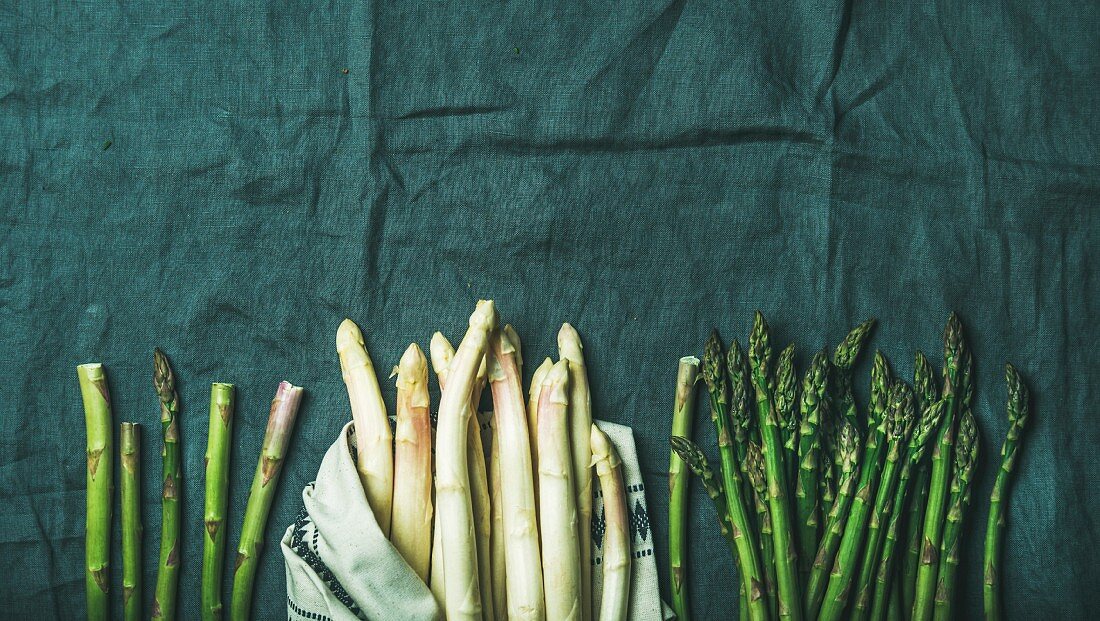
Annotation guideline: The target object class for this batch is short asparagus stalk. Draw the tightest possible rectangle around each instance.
[796,350,828,580]
[745,441,778,618]
[559,323,595,621]
[490,322,545,620]
[538,361,582,620]
[152,349,182,621]
[901,352,939,613]
[748,313,803,621]
[668,356,700,621]
[202,383,235,621]
[528,357,554,515]
[669,436,739,559]
[78,363,112,621]
[817,351,893,621]
[933,410,979,621]
[337,318,394,536]
[869,400,946,621]
[702,332,769,621]
[591,425,631,621]
[489,416,509,621]
[231,381,304,621]
[437,301,496,621]
[983,364,1030,621]
[913,313,970,621]
[852,383,917,621]
[391,344,433,581]
[120,422,141,621]
[805,420,861,617]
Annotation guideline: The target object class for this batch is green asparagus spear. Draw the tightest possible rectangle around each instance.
[727,339,759,560]
[702,332,770,621]
[901,352,939,613]
[817,351,893,621]
[819,412,838,522]
[796,351,828,580]
[983,364,1031,621]
[745,441,778,618]
[152,349,182,621]
[831,319,877,433]
[748,313,803,621]
[852,384,917,621]
[120,423,141,621]
[203,383,235,621]
[774,345,800,491]
[805,420,861,617]
[913,314,970,621]
[869,400,946,621]
[933,410,979,620]
[231,382,304,620]
[78,364,112,621]
[670,436,739,558]
[669,357,700,621]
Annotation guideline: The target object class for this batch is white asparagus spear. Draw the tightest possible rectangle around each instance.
[504,324,523,376]
[337,319,394,536]
[528,357,554,515]
[590,425,630,621]
[488,417,509,621]
[391,343,433,581]
[559,323,594,620]
[538,361,582,620]
[431,333,495,620]
[428,333,452,609]
[489,326,545,620]
[436,301,496,621]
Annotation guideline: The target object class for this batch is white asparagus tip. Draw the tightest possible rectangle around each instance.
[503,324,522,368]
[429,332,455,375]
[530,358,555,397]
[545,360,571,400]
[397,343,428,391]
[557,323,584,364]
[471,299,497,332]
[336,318,364,353]
[590,424,621,473]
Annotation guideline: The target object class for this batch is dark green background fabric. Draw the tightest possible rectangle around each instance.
[1,0,1097,619]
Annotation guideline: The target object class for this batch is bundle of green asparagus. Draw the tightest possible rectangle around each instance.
[669,312,1032,621]
[337,301,632,621]
[78,351,304,621]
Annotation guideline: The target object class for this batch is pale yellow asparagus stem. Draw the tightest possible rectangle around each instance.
[538,362,582,620]
[469,354,496,621]
[559,323,594,621]
[490,327,546,620]
[430,511,446,608]
[528,357,554,515]
[337,319,394,536]
[437,301,497,621]
[428,332,453,608]
[489,417,509,621]
[391,343,433,581]
[591,425,630,621]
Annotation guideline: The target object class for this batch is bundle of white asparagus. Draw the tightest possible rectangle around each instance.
[336,301,631,621]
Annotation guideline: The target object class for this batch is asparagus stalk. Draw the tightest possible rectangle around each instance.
[469,353,495,620]
[120,422,141,621]
[489,415,509,621]
[805,420,861,617]
[558,323,595,621]
[868,400,946,621]
[528,357,554,511]
[490,322,545,620]
[537,361,582,619]
[796,350,828,580]
[435,303,496,621]
[428,333,454,608]
[78,363,112,621]
[933,410,979,620]
[591,424,631,621]
[668,356,700,621]
[726,340,759,551]
[773,344,799,492]
[912,314,970,621]
[231,381,303,620]
[901,352,939,613]
[202,383,235,621]
[152,349,182,621]
[817,351,893,621]
[819,415,837,524]
[852,384,918,621]
[748,313,803,621]
[983,364,1030,621]
[337,318,394,536]
[391,344,434,581]
[831,319,877,433]
[670,436,739,559]
[745,441,778,618]
[702,332,769,621]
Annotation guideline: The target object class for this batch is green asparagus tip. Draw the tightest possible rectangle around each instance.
[833,318,876,370]
[955,410,980,484]
[911,400,947,461]
[749,312,771,376]
[1005,364,1030,432]
[869,351,893,423]
[944,312,965,362]
[670,436,710,478]
[914,351,937,408]
[153,347,176,404]
[702,330,725,394]
[838,421,861,471]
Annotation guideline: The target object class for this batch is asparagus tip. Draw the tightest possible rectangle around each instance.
[557,322,584,364]
[336,318,365,353]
